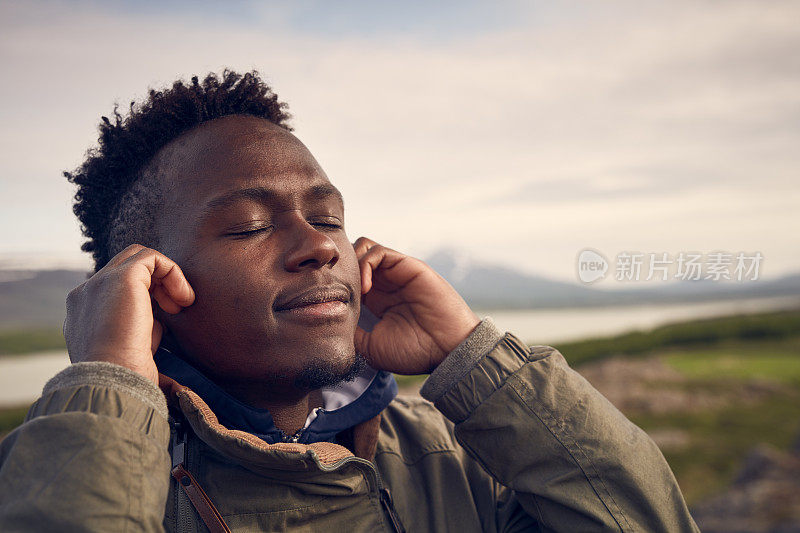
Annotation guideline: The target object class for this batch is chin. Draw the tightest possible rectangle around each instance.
[292,349,366,391]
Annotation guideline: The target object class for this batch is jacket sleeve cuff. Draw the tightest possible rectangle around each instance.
[27,361,170,435]
[425,326,558,424]
[420,317,504,403]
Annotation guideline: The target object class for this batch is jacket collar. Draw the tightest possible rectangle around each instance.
[153,339,396,445]
[154,309,396,463]
[160,372,382,468]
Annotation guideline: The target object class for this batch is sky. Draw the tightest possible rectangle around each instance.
[0,0,798,284]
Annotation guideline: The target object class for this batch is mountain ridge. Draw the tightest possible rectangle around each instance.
[1,251,799,330]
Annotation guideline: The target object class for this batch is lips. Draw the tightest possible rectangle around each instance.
[273,284,352,312]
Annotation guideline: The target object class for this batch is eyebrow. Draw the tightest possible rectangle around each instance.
[198,183,344,224]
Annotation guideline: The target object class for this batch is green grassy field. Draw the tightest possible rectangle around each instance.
[662,337,800,385]
[636,338,800,504]
[0,405,30,440]
[552,309,800,366]
[0,327,65,356]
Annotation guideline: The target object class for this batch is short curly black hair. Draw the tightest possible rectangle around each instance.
[64,69,292,273]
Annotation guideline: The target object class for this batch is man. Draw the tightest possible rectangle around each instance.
[0,70,698,532]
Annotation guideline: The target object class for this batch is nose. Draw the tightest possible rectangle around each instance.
[282,214,339,272]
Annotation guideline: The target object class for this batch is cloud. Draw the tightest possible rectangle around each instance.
[0,0,798,280]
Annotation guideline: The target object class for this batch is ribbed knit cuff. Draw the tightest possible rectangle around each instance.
[420,317,504,403]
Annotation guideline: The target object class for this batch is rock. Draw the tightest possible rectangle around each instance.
[577,356,787,416]
[691,443,800,532]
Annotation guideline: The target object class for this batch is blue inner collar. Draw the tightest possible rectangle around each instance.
[154,339,397,445]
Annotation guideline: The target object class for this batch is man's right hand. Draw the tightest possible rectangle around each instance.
[64,244,195,385]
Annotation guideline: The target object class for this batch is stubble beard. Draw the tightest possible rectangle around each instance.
[293,351,367,391]
[262,349,368,392]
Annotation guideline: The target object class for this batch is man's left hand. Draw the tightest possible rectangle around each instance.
[353,237,480,374]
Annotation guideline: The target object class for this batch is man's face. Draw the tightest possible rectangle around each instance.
[152,115,362,399]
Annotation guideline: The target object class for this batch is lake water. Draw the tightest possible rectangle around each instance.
[2,295,798,407]
[481,295,800,344]
[1,351,71,407]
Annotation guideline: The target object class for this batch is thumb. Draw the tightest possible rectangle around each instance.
[151,319,164,355]
[354,326,375,366]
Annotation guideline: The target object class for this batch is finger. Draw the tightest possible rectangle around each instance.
[157,262,195,308]
[353,236,379,259]
[358,245,394,295]
[354,326,384,370]
[151,284,181,314]
[101,243,148,271]
[151,319,164,354]
[354,326,369,358]
[359,252,374,295]
[125,248,196,308]
[358,244,412,294]
[357,245,398,295]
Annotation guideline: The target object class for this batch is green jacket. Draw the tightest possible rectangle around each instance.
[0,319,699,532]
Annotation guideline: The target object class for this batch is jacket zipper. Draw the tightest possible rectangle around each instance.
[379,487,406,533]
[275,406,402,530]
[278,407,323,443]
[279,428,303,443]
[172,420,404,531]
[325,456,406,533]
[171,419,193,532]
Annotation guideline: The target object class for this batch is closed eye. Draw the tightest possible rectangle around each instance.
[311,222,343,229]
[228,227,272,238]
[309,217,343,230]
